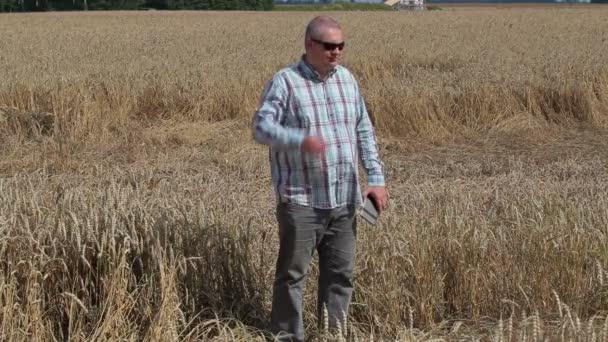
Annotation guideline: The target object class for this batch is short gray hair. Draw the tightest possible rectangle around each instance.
[305,16,342,40]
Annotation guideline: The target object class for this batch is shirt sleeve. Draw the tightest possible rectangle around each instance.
[251,74,305,150]
[355,83,386,187]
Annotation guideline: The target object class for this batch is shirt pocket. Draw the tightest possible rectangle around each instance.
[332,98,358,125]
[283,96,311,129]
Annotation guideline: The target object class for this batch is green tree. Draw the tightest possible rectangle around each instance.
[1,0,271,12]
[0,0,20,11]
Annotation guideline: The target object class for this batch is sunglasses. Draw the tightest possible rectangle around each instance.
[311,38,345,51]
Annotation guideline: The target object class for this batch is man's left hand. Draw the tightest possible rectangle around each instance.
[364,186,388,213]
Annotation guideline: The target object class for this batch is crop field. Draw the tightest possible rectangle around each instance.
[1,7,608,341]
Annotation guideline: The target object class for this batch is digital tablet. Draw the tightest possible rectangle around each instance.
[360,195,379,225]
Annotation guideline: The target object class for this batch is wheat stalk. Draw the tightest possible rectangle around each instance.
[61,291,88,314]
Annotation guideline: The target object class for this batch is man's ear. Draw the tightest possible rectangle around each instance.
[304,37,313,50]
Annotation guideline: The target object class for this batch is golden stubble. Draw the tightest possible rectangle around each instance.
[0,9,608,341]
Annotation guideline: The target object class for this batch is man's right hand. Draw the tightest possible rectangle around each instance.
[301,136,325,154]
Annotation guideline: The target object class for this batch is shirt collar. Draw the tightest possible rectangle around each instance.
[298,54,337,82]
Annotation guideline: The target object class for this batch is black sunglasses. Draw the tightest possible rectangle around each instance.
[311,38,345,51]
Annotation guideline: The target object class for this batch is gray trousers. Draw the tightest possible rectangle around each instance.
[270,202,357,342]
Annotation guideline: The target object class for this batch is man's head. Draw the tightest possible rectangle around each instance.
[304,16,344,76]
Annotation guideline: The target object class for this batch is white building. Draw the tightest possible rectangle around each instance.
[385,0,424,9]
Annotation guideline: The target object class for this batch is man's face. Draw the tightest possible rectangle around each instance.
[306,27,344,71]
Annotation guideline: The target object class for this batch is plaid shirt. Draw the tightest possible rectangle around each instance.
[252,56,385,209]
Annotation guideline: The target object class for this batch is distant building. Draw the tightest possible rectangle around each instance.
[385,0,425,9]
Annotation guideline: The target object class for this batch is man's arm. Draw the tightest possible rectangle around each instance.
[355,85,388,211]
[356,91,385,187]
[251,75,305,150]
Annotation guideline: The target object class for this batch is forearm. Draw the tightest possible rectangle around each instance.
[252,116,305,149]
[251,76,305,150]
[358,131,385,186]
[356,95,385,186]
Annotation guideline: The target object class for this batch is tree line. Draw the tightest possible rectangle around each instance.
[0,0,274,12]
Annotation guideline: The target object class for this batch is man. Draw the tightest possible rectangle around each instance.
[251,16,388,342]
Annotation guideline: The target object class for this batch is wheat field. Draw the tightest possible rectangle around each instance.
[1,8,608,341]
